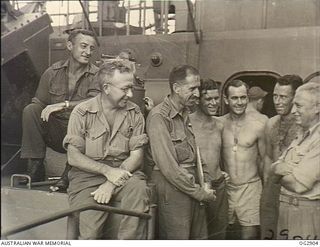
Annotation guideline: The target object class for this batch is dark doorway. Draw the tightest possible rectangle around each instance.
[222,71,280,118]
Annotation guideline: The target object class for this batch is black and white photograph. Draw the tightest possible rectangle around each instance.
[1,0,319,244]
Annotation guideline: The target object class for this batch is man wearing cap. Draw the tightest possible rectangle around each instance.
[270,82,320,239]
[247,86,268,119]
[260,74,303,239]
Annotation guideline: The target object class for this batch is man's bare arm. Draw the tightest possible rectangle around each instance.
[120,148,144,173]
[281,174,309,194]
[90,146,144,204]
[263,120,274,182]
[67,144,132,186]
[40,99,94,122]
[257,124,267,180]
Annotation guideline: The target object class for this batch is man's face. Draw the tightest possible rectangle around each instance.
[273,83,294,116]
[175,73,200,107]
[68,33,96,65]
[224,85,248,115]
[291,90,318,130]
[104,70,134,108]
[200,89,220,116]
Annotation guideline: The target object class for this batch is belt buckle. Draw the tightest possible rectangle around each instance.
[289,196,299,206]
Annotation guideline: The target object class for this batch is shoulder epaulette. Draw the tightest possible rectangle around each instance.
[159,101,171,117]
[51,60,66,70]
[76,106,87,116]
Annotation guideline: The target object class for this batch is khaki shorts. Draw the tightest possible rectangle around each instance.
[227,178,262,226]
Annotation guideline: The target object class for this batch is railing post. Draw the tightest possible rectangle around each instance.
[67,212,79,240]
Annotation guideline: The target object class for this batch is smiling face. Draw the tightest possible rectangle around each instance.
[291,90,319,130]
[273,83,295,116]
[103,70,134,108]
[67,33,96,65]
[174,73,201,107]
[224,85,248,115]
[200,89,220,116]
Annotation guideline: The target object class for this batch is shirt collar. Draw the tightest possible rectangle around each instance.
[296,121,320,145]
[307,121,320,137]
[164,96,185,119]
[53,59,98,75]
[85,93,136,114]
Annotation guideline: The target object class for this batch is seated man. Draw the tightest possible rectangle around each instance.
[63,60,150,239]
[20,29,99,182]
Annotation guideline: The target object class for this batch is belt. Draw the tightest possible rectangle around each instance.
[102,157,124,168]
[279,194,320,207]
[153,163,196,170]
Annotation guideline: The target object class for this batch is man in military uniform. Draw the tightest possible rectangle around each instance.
[63,60,150,239]
[271,82,320,239]
[147,65,216,239]
[21,29,99,183]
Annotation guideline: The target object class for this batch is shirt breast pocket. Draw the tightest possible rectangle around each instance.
[49,88,66,103]
[85,128,106,159]
[171,134,191,163]
[291,147,306,164]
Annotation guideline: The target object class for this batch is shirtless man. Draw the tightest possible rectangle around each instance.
[260,74,303,239]
[264,75,303,179]
[189,79,228,239]
[221,79,266,239]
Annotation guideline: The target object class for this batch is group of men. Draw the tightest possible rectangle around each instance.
[19,28,319,240]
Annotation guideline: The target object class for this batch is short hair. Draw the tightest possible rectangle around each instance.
[169,65,199,91]
[295,82,320,105]
[200,79,220,96]
[67,29,95,43]
[224,79,249,97]
[96,60,133,89]
[276,74,303,93]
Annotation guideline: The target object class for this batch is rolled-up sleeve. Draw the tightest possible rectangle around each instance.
[128,112,148,150]
[147,113,207,202]
[62,109,86,153]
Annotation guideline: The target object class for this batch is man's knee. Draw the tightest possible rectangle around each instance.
[23,103,43,120]
[132,179,150,199]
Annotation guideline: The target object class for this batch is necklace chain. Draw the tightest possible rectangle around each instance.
[232,122,242,152]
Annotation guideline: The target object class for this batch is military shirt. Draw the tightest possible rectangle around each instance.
[146,96,211,202]
[34,59,100,119]
[279,122,320,200]
[63,94,148,193]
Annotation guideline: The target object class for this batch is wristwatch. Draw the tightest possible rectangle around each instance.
[64,100,70,109]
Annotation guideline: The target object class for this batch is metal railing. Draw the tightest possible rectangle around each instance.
[1,203,152,239]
